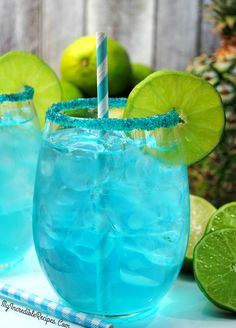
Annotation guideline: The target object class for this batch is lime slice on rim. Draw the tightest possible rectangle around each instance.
[193,228,236,312]
[124,70,225,165]
[0,51,62,127]
[206,202,236,234]
[183,195,216,272]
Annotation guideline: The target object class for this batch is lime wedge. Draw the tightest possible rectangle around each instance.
[124,71,225,165]
[206,202,236,234]
[183,195,216,272]
[0,51,62,127]
[193,228,236,312]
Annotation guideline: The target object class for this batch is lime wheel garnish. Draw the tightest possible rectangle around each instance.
[124,71,225,165]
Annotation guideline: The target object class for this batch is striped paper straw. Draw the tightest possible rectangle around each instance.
[0,282,113,328]
[96,32,109,118]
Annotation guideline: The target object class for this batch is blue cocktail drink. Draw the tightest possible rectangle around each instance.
[0,87,41,268]
[33,98,190,316]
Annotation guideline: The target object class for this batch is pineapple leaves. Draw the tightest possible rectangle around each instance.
[204,0,236,36]
[226,16,236,28]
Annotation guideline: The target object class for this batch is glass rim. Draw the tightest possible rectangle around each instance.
[0,86,34,103]
[46,98,180,131]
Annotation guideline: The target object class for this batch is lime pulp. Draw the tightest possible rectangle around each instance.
[194,228,236,312]
[183,195,216,272]
[206,202,236,233]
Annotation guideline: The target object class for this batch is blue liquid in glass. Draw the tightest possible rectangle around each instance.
[0,117,41,267]
[33,128,189,315]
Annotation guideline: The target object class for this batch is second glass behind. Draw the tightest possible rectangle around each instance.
[0,87,41,269]
[33,98,189,317]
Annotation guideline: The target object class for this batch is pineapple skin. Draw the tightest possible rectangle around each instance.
[187,54,236,207]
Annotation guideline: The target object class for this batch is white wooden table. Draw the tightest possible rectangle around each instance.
[0,248,235,328]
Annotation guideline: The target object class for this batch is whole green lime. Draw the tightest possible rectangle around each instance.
[60,80,83,101]
[60,35,132,97]
[131,63,154,87]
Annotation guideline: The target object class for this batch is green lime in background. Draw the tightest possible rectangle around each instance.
[60,35,132,97]
[131,63,154,87]
[183,195,216,272]
[60,80,83,101]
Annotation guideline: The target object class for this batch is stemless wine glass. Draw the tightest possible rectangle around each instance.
[0,86,41,269]
[33,98,189,317]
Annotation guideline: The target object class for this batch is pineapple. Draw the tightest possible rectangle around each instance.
[187,0,236,207]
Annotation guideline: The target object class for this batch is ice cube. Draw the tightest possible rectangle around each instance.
[158,164,188,190]
[56,151,111,191]
[3,172,33,211]
[39,241,80,273]
[55,186,79,206]
[124,151,160,190]
[144,231,182,266]
[47,197,78,227]
[102,185,140,233]
[120,243,162,286]
[38,143,58,178]
[66,227,115,263]
[37,203,73,242]
[0,156,16,179]
[126,209,156,232]
[40,158,55,178]
[0,128,18,152]
[159,187,181,208]
[120,270,159,287]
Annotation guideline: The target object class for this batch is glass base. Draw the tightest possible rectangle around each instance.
[81,305,159,323]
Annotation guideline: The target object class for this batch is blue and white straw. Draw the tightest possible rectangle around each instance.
[96,32,109,118]
[0,282,113,328]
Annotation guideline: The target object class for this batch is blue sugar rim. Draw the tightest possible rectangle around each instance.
[0,86,34,103]
[47,98,180,131]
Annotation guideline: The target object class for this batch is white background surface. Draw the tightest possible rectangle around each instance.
[0,248,235,328]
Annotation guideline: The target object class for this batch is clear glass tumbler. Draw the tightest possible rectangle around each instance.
[0,86,41,269]
[33,98,189,316]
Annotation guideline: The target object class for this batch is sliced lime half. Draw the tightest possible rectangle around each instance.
[183,195,216,272]
[124,71,225,165]
[194,228,236,312]
[0,51,62,127]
